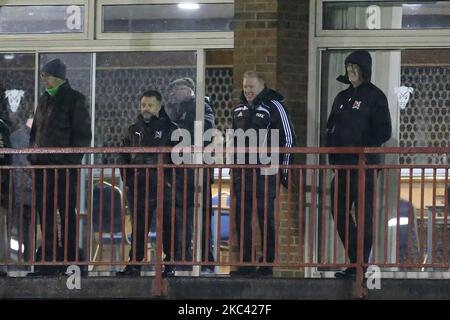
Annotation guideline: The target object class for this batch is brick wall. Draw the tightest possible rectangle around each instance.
[232,0,309,277]
[233,1,309,146]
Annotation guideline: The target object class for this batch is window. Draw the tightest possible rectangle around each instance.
[102,3,233,33]
[323,1,450,30]
[0,5,85,34]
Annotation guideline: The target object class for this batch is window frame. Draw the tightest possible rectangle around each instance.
[96,0,234,42]
[0,0,89,40]
[317,0,450,37]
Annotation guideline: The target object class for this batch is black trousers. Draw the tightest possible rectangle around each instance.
[12,203,31,262]
[35,168,78,262]
[234,171,276,264]
[174,170,215,265]
[330,169,375,264]
[201,176,215,264]
[127,188,174,263]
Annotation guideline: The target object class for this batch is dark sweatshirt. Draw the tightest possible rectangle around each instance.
[326,50,392,165]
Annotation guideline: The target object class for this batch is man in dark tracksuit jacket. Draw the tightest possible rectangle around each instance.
[231,71,296,277]
[28,59,92,276]
[0,88,12,277]
[326,50,392,278]
[117,90,179,277]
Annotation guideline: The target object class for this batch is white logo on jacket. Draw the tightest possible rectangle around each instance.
[352,100,362,110]
[155,131,162,139]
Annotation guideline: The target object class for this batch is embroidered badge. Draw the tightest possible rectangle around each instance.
[352,100,362,110]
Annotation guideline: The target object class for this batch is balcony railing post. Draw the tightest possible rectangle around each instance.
[354,151,368,298]
[152,152,167,297]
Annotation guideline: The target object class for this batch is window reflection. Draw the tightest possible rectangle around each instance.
[94,51,197,164]
[0,5,84,34]
[0,53,35,132]
[323,1,450,30]
[102,4,233,33]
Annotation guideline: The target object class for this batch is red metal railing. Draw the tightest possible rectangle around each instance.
[0,147,449,297]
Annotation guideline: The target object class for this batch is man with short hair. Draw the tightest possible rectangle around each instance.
[230,71,296,277]
[28,58,92,276]
[117,89,179,277]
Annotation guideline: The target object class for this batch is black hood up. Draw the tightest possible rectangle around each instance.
[240,87,284,106]
[336,50,372,85]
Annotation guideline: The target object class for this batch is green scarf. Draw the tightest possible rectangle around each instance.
[45,82,64,96]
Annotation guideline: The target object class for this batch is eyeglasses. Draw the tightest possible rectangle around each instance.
[40,72,50,80]
[346,63,359,70]
[171,86,190,92]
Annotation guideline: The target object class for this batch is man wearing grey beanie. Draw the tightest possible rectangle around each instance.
[165,77,216,275]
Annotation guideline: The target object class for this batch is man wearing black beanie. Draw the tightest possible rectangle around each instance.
[28,59,91,276]
[326,50,392,278]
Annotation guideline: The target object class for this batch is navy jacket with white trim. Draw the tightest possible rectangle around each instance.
[231,87,297,187]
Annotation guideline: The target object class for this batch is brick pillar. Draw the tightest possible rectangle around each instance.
[232,0,309,277]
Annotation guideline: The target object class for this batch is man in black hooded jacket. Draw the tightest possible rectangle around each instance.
[326,50,392,278]
[230,71,296,277]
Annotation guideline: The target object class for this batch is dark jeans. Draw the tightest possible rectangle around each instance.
[173,206,215,264]
[174,205,193,262]
[202,177,215,264]
[35,168,78,262]
[233,171,276,264]
[330,169,375,264]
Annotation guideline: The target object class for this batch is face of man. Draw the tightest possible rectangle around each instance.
[346,63,363,87]
[40,72,61,89]
[140,96,161,120]
[243,76,264,104]
[169,85,192,103]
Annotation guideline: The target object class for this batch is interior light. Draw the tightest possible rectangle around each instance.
[3,54,15,60]
[178,3,200,10]
[388,217,409,227]
[10,239,24,252]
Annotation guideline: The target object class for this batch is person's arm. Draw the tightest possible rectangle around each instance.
[28,99,40,164]
[268,100,296,188]
[230,103,249,184]
[368,91,392,146]
[120,128,133,188]
[325,94,340,147]
[69,93,92,163]
[0,88,11,128]
[0,119,11,165]
[203,97,215,131]
[71,94,92,147]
